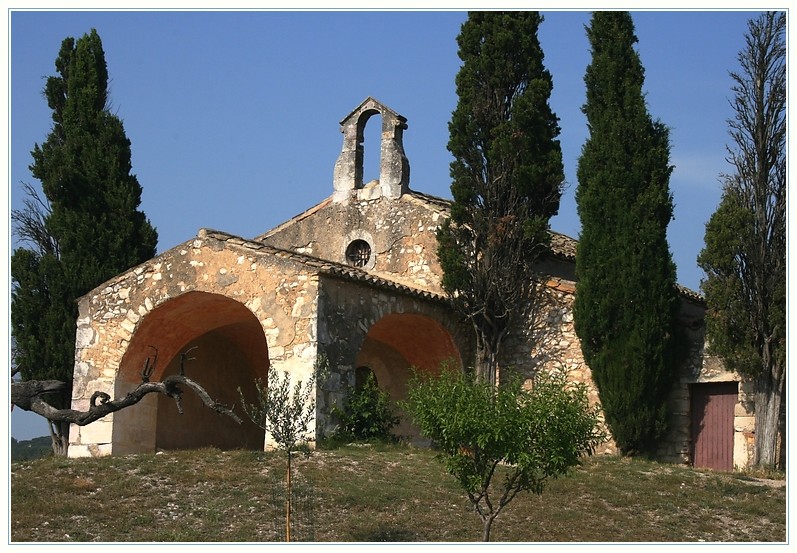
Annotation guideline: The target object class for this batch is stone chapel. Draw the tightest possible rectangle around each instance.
[68,98,755,470]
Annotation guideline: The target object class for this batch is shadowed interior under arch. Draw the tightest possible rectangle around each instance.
[112,291,268,454]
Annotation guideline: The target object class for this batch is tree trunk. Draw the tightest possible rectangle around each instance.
[778,385,787,470]
[474,332,499,386]
[286,450,292,542]
[754,369,785,469]
[49,420,69,457]
[482,515,495,542]
[475,347,497,386]
[47,393,72,457]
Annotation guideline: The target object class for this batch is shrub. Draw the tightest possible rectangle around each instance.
[332,373,399,443]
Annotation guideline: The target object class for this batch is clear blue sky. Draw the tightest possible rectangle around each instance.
[7,8,763,440]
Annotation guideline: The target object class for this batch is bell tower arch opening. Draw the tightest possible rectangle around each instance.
[332,97,410,202]
[112,291,268,454]
[362,111,382,188]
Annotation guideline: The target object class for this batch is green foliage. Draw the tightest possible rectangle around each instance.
[11,250,75,387]
[699,191,763,374]
[697,12,785,469]
[402,366,605,541]
[332,373,399,443]
[573,12,679,456]
[438,11,564,383]
[11,29,157,453]
[10,436,53,462]
[697,11,786,380]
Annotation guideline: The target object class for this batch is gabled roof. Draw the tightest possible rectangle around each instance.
[338,96,406,126]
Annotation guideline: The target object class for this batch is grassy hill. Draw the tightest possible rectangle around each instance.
[10,444,786,543]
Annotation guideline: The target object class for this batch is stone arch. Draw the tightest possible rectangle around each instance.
[355,312,462,441]
[332,97,410,202]
[111,291,268,454]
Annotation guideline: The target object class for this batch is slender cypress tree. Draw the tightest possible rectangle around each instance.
[11,29,158,454]
[573,12,679,455]
[438,11,564,384]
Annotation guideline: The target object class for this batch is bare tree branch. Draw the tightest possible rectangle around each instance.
[10,347,243,427]
[11,182,59,257]
[11,374,243,426]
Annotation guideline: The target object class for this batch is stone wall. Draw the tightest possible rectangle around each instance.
[656,299,755,468]
[500,277,753,467]
[259,192,449,295]
[501,278,613,454]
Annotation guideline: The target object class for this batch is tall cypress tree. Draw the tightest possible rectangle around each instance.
[438,11,564,384]
[11,29,158,454]
[573,12,679,455]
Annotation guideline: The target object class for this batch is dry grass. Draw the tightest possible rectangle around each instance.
[10,444,786,543]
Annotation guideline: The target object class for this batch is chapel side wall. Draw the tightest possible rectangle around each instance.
[500,278,614,455]
[259,194,447,295]
[69,231,321,458]
[500,276,753,469]
[656,299,754,469]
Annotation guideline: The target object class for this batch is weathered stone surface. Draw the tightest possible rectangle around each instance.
[260,193,448,296]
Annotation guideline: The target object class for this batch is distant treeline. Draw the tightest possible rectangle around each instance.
[10,436,52,462]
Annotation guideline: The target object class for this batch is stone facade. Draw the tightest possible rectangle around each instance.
[68,98,753,469]
[258,191,449,295]
[656,298,755,469]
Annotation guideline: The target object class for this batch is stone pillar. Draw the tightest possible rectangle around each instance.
[378,107,410,199]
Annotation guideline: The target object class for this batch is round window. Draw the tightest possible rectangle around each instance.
[345,239,372,267]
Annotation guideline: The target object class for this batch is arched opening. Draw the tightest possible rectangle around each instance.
[112,291,268,454]
[361,111,382,188]
[356,313,462,441]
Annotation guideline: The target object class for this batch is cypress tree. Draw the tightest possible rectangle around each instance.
[11,29,158,454]
[573,12,679,455]
[438,11,564,384]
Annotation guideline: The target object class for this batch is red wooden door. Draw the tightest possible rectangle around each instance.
[691,382,738,471]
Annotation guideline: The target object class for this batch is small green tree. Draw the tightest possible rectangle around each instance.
[332,373,399,443]
[238,365,320,542]
[403,367,605,541]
